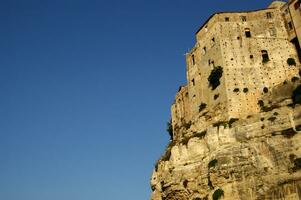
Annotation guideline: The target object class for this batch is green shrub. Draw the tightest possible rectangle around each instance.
[208,66,223,90]
[166,119,173,140]
[199,103,207,112]
[212,188,224,200]
[287,58,296,66]
[292,85,301,105]
[208,159,218,168]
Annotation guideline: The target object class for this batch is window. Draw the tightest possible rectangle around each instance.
[261,50,270,63]
[192,54,195,65]
[269,28,277,37]
[266,12,273,19]
[250,55,254,59]
[241,16,247,22]
[191,79,195,86]
[294,1,300,10]
[288,21,293,30]
[225,17,229,22]
[245,28,251,38]
[208,59,211,65]
[202,47,207,55]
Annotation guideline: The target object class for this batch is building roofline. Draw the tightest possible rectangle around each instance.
[195,8,275,35]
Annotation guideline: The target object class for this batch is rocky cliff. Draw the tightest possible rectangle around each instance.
[150,83,301,200]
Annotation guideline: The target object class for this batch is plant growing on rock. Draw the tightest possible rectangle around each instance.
[166,119,173,140]
[208,66,223,90]
[208,159,218,169]
[212,188,224,200]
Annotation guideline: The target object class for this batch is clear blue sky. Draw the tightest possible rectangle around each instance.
[0,0,275,199]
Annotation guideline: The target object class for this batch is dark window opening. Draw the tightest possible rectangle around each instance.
[208,59,211,65]
[261,50,270,63]
[266,12,273,19]
[225,17,229,22]
[241,16,247,22]
[192,54,195,65]
[250,55,254,59]
[288,22,293,30]
[192,79,195,86]
[245,28,251,38]
[212,37,215,42]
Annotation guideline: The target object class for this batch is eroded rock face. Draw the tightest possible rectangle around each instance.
[150,105,301,200]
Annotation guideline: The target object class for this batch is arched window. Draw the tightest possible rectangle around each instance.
[245,28,251,38]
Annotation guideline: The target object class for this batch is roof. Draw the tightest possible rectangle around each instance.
[195,8,275,35]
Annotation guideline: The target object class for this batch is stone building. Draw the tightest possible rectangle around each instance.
[151,1,301,200]
[171,0,301,139]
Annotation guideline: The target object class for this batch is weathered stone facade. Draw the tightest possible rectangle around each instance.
[151,1,301,200]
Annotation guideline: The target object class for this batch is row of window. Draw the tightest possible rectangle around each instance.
[190,51,270,79]
[223,12,273,22]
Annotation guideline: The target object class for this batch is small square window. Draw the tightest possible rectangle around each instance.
[250,55,254,59]
[245,28,251,38]
[266,12,273,19]
[241,16,247,22]
[225,17,229,22]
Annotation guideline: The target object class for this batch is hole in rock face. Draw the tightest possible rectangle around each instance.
[263,87,269,93]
